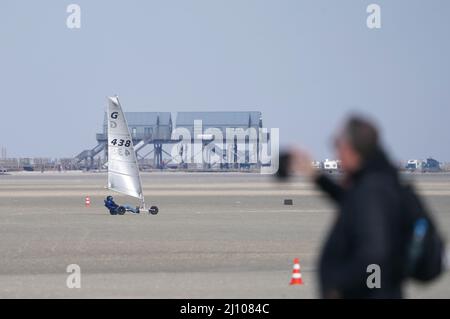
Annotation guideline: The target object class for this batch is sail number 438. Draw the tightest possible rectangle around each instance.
[111,139,131,147]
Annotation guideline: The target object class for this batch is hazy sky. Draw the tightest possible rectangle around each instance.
[1,1,449,161]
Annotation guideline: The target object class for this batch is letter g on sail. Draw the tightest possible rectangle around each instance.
[110,112,119,128]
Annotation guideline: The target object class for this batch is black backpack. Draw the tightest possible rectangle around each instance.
[401,184,445,282]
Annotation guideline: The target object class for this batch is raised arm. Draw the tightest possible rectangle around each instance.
[315,174,345,203]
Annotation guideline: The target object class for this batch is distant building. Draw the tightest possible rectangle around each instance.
[72,112,174,169]
[175,111,264,169]
[75,110,265,170]
[99,112,173,142]
[175,111,262,138]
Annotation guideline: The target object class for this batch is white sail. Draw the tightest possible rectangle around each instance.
[107,96,144,201]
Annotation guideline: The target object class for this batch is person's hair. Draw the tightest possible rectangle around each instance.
[340,115,380,161]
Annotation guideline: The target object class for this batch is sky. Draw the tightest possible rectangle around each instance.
[1,0,449,161]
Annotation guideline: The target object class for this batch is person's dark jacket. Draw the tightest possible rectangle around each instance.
[104,198,119,212]
[316,150,410,298]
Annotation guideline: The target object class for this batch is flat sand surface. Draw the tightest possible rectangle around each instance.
[0,172,449,298]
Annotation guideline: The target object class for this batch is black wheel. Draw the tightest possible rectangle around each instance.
[149,206,159,215]
[109,210,117,216]
[117,206,126,215]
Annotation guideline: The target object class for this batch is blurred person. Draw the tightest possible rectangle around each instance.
[285,115,444,298]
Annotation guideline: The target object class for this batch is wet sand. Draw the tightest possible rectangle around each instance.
[0,172,449,298]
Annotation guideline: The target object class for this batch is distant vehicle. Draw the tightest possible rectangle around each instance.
[312,161,323,170]
[323,159,340,173]
[166,163,179,169]
[406,158,441,172]
[23,165,34,172]
[0,167,7,174]
[422,158,441,172]
[406,159,423,172]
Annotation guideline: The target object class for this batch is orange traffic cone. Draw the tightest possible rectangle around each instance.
[85,196,91,208]
[289,258,304,285]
